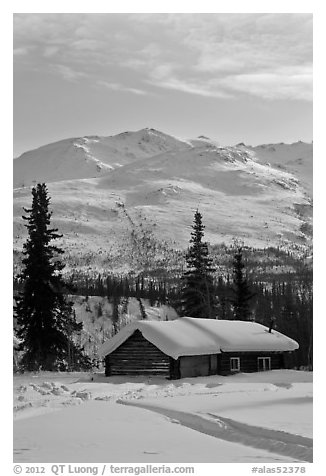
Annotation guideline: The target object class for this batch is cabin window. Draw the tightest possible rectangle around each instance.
[230,357,240,372]
[257,357,271,371]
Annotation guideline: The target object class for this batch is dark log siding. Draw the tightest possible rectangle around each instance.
[283,352,296,369]
[209,354,218,374]
[217,351,285,375]
[169,357,180,380]
[179,355,211,378]
[173,354,218,378]
[177,352,286,378]
[105,330,170,376]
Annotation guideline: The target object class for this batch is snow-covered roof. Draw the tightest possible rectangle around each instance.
[98,317,299,360]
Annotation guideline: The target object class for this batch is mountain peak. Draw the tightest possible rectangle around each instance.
[143,127,162,133]
[13,127,191,188]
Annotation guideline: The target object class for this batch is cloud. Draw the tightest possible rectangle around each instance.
[43,46,60,58]
[146,66,232,99]
[13,47,30,56]
[96,80,148,96]
[125,13,312,102]
[14,13,312,102]
[50,64,87,82]
[221,67,312,102]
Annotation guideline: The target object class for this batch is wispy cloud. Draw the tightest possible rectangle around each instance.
[14,13,312,102]
[221,67,312,101]
[120,13,312,102]
[96,80,148,96]
[50,64,87,82]
[13,47,30,56]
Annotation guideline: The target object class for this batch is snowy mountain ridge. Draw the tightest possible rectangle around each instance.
[13,128,192,188]
[13,128,313,272]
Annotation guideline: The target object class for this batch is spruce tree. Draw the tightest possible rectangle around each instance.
[181,210,217,318]
[138,297,148,320]
[230,244,255,320]
[14,183,89,371]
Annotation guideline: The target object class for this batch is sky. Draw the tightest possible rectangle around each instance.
[13,12,313,157]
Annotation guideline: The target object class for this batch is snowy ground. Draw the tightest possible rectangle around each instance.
[13,370,313,463]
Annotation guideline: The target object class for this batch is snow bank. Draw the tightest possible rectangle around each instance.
[13,370,312,463]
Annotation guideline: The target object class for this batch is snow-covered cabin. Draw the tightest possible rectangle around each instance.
[98,317,299,379]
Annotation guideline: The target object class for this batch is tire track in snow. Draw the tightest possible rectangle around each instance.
[118,400,312,462]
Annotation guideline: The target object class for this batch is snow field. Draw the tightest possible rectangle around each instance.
[14,400,301,463]
[13,370,312,463]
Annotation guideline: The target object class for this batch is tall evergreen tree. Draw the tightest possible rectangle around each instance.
[14,183,89,371]
[230,244,255,320]
[137,297,148,320]
[181,210,217,318]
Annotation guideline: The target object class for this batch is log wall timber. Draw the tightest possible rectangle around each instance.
[106,330,170,376]
[177,354,218,378]
[217,351,284,375]
[179,355,210,378]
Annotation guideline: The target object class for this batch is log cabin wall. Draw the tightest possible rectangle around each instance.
[283,352,296,369]
[169,357,181,380]
[103,330,294,378]
[179,355,210,378]
[217,351,284,375]
[105,330,170,376]
[179,354,219,378]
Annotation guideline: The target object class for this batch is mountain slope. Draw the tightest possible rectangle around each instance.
[247,142,312,195]
[13,129,313,273]
[94,140,312,248]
